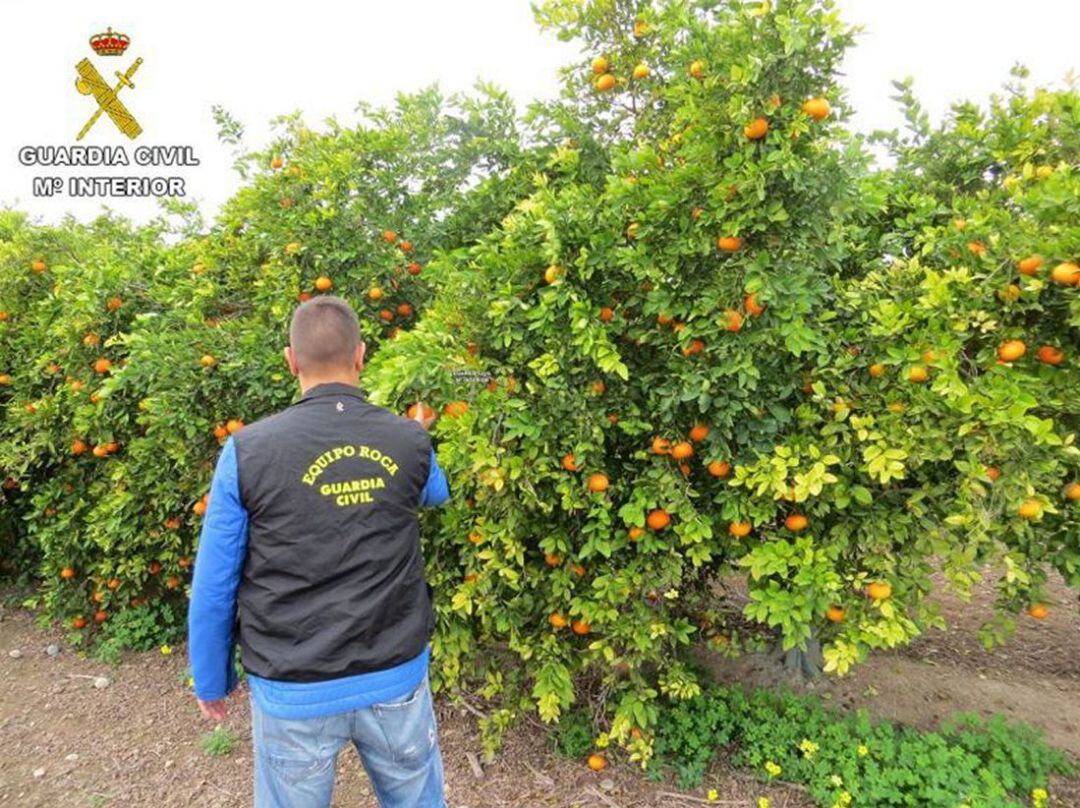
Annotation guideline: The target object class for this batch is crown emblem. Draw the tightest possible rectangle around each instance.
[89,27,130,57]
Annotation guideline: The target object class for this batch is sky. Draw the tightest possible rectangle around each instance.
[0,0,1077,226]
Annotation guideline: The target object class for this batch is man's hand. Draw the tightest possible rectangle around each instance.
[411,401,437,431]
[198,698,228,721]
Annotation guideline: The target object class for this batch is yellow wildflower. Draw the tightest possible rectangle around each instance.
[799,738,820,759]
[1032,788,1049,808]
[160,644,172,655]
[764,760,782,778]
[857,744,869,757]
[707,790,718,802]
[757,798,771,808]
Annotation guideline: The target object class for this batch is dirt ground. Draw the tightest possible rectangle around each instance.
[1,572,1077,808]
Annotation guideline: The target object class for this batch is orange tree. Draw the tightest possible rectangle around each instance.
[0,88,525,649]
[364,0,1079,758]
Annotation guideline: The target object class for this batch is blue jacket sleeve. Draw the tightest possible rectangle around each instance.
[188,437,249,701]
[419,448,450,507]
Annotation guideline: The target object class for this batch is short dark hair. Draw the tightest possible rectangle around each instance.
[289,296,361,372]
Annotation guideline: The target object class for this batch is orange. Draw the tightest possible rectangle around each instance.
[595,73,616,92]
[106,296,123,311]
[1036,345,1064,365]
[633,19,648,37]
[671,441,693,460]
[785,513,808,532]
[865,581,892,600]
[72,616,87,629]
[678,462,691,477]
[270,156,283,169]
[689,60,705,79]
[165,576,181,590]
[571,618,591,636]
[148,561,162,575]
[368,286,384,301]
[967,241,986,255]
[0,374,11,386]
[657,312,673,327]
[315,276,333,292]
[591,56,608,75]
[32,258,47,272]
[646,509,670,531]
[997,339,1026,363]
[1016,255,1044,276]
[1065,482,1080,501]
[407,261,422,276]
[382,230,397,243]
[744,293,765,317]
[707,460,730,478]
[83,332,100,346]
[0,310,7,321]
[599,306,614,323]
[178,557,192,569]
[192,499,207,516]
[70,380,85,392]
[213,424,228,441]
[682,338,705,357]
[717,235,742,252]
[399,240,413,253]
[379,308,394,322]
[468,531,483,545]
[689,424,710,443]
[587,472,609,492]
[60,567,76,580]
[744,117,769,140]
[544,553,562,567]
[92,445,109,459]
[802,97,831,120]
[651,436,672,455]
[908,365,928,383]
[199,354,217,368]
[284,241,302,255]
[107,578,120,590]
[570,563,586,577]
[1018,499,1042,519]
[406,402,435,421]
[105,441,118,454]
[93,358,112,374]
[985,466,1001,482]
[164,518,181,530]
[728,521,751,538]
[561,453,578,471]
[1049,262,1080,285]
[544,265,562,284]
[298,292,312,303]
[549,612,568,629]
[825,605,845,623]
[627,526,643,542]
[586,753,607,771]
[71,440,87,455]
[632,63,650,80]
[1027,603,1049,620]
[443,400,469,419]
[953,218,967,231]
[462,573,478,583]
[226,418,245,434]
[869,363,886,378]
[767,93,782,109]
[591,380,606,395]
[724,309,744,332]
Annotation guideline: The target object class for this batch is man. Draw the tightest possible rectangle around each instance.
[188,296,449,808]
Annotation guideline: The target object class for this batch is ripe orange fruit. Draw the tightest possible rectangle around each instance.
[549,612,568,629]
[94,609,108,623]
[865,581,892,600]
[462,573,478,583]
[628,526,643,542]
[226,418,245,434]
[908,365,929,383]
[682,338,706,357]
[633,19,648,37]
[148,561,162,575]
[468,531,483,545]
[399,240,413,253]
[382,229,397,243]
[199,354,217,369]
[997,340,1026,363]
[165,575,181,590]
[985,466,1001,482]
[1036,345,1064,365]
[785,513,808,532]
[406,402,435,421]
[671,441,693,460]
[632,63,650,80]
[72,616,87,629]
[651,436,672,455]
[314,276,333,292]
[105,441,118,454]
[1016,255,1044,276]
[570,563,586,577]
[368,286,384,301]
[270,156,283,169]
[1027,603,1049,620]
[106,296,123,311]
[0,310,8,321]
[967,241,986,255]
[587,472,609,492]
[1049,261,1080,285]
[379,308,394,323]
[70,380,85,393]
[164,517,181,530]
[92,445,110,458]
[724,309,744,332]
[1018,499,1042,520]
[298,291,313,303]
[630,727,643,740]
[595,73,616,92]
[586,753,607,771]
[591,56,608,75]
[689,60,705,79]
[71,439,87,455]
[744,293,765,317]
[744,117,769,140]
[571,618,591,636]
[544,553,562,567]
[825,605,845,623]
[93,358,112,374]
[32,258,47,272]
[407,261,422,276]
[443,400,468,419]
[717,235,742,252]
[213,424,228,441]
[1065,482,1080,501]
[707,460,730,478]
[802,97,831,120]
[689,424,710,443]
[192,499,207,517]
[60,567,76,580]
[952,218,967,231]
[599,306,614,323]
[0,374,12,386]
[560,452,579,472]
[646,509,670,531]
[591,380,606,395]
[728,521,751,538]
[544,265,563,284]
[107,578,120,590]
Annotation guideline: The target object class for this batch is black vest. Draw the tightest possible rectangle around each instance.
[232,382,434,682]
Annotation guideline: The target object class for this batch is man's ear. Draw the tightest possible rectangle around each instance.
[283,346,300,378]
[355,342,367,372]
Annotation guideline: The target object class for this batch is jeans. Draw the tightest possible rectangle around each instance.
[251,675,446,808]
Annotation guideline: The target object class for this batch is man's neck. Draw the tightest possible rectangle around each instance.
[298,375,360,395]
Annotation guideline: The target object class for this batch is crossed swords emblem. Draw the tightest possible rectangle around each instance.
[74,56,143,140]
